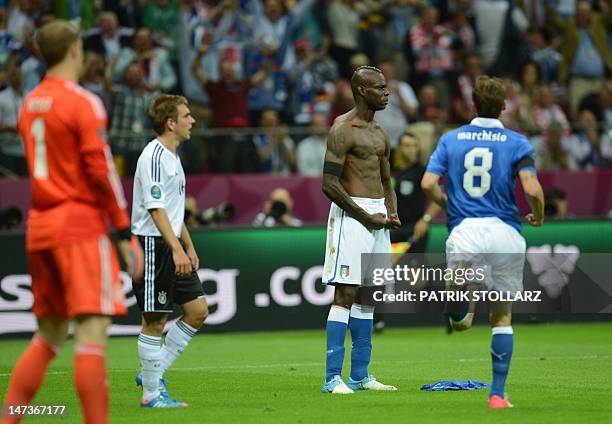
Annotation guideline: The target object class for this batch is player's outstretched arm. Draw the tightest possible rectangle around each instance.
[519,170,544,226]
[421,172,448,211]
[191,45,209,87]
[322,124,383,229]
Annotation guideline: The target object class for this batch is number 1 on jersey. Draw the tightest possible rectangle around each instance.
[32,118,48,179]
[463,147,492,197]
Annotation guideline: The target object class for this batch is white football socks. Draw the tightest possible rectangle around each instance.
[137,334,162,401]
[159,320,198,375]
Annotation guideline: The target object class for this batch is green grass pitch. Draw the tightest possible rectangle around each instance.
[1,323,611,423]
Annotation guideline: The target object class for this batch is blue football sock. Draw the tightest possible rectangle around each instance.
[326,305,349,382]
[349,304,374,381]
[490,326,514,398]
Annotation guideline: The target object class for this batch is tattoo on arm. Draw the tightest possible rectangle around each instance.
[322,124,369,223]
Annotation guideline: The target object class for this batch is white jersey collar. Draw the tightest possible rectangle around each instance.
[154,138,178,156]
[470,117,505,129]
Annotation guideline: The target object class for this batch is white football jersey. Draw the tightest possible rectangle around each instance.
[131,139,185,237]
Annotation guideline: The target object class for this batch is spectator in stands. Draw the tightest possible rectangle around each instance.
[18,23,43,95]
[110,62,155,134]
[375,59,418,147]
[102,0,141,27]
[544,187,571,220]
[451,53,481,124]
[191,34,271,174]
[109,62,156,174]
[0,7,23,86]
[80,52,112,108]
[516,61,541,135]
[191,39,271,129]
[251,0,317,70]
[245,33,291,122]
[357,0,389,63]
[603,80,612,132]
[292,4,326,52]
[0,64,25,175]
[113,27,177,93]
[517,0,547,27]
[349,52,370,72]
[416,84,447,130]
[546,0,612,116]
[328,78,354,125]
[254,109,296,174]
[6,0,33,43]
[27,1,53,25]
[571,110,612,170]
[523,26,561,84]
[296,112,327,177]
[140,0,178,49]
[252,188,303,227]
[531,121,578,171]
[52,0,96,28]
[188,3,249,84]
[473,0,528,72]
[246,0,320,122]
[534,84,570,137]
[327,0,365,79]
[286,36,338,125]
[83,11,134,63]
[386,0,422,60]
[500,76,523,132]
[446,3,476,65]
[579,79,612,130]
[181,5,250,126]
[410,5,453,109]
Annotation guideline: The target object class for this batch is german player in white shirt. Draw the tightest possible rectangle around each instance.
[131,95,207,409]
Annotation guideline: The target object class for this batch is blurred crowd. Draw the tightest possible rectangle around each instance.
[0,0,611,178]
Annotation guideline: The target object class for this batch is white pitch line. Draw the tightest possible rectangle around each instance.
[0,370,69,377]
[1,354,609,378]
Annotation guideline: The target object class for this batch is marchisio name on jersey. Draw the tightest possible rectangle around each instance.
[457,130,507,142]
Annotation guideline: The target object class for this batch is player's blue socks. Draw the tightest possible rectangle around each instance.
[349,304,374,382]
[326,305,349,382]
[490,326,514,398]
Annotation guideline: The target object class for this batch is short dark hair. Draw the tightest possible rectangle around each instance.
[472,76,506,118]
[35,20,80,68]
[350,66,383,97]
[148,95,188,135]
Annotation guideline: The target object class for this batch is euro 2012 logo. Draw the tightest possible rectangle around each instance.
[150,185,162,199]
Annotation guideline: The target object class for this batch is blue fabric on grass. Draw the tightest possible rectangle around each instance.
[420,380,491,391]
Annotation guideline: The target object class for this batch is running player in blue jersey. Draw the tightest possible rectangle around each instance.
[421,76,545,409]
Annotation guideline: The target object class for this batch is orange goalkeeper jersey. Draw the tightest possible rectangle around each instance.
[19,77,130,251]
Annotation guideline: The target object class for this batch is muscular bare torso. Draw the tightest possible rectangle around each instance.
[333,111,387,198]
